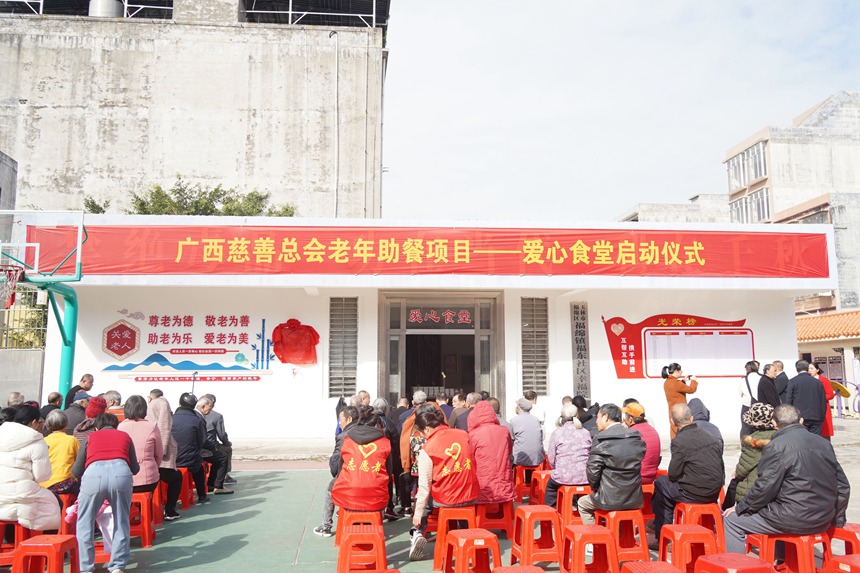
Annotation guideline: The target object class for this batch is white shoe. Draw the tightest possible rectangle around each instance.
[585,543,593,557]
[409,531,427,561]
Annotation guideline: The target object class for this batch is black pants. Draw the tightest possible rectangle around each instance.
[204,450,229,489]
[652,475,699,539]
[158,468,183,511]
[802,420,822,436]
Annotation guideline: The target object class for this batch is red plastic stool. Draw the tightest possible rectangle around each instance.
[829,525,860,555]
[442,528,501,573]
[623,562,685,573]
[674,503,726,552]
[511,504,562,567]
[642,484,655,521]
[129,491,156,548]
[557,485,592,527]
[152,482,164,525]
[93,541,110,565]
[530,470,552,505]
[659,524,718,573]
[514,465,542,503]
[57,494,77,535]
[11,534,79,573]
[694,552,778,573]
[595,508,650,563]
[493,567,545,572]
[177,467,195,509]
[561,524,619,573]
[746,533,832,573]
[432,506,477,571]
[476,501,514,539]
[0,521,38,567]
[336,525,386,572]
[335,510,383,547]
[826,555,860,573]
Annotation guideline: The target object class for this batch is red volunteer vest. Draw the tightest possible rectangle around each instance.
[423,427,479,506]
[331,436,391,511]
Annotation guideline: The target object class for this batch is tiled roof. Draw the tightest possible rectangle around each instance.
[796,310,860,342]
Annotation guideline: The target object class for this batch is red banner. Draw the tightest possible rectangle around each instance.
[27,225,829,278]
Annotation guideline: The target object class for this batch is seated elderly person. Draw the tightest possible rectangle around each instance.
[723,404,850,554]
[195,396,232,495]
[545,404,592,508]
[64,392,90,435]
[509,397,545,468]
[0,405,62,531]
[39,410,81,495]
[73,396,107,443]
[651,403,724,544]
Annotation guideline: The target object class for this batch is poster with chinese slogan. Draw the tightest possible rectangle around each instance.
[603,314,754,379]
[100,310,277,382]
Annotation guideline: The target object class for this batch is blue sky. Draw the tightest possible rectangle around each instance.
[380,1,860,222]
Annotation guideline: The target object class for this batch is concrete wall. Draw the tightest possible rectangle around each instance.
[0,16,384,218]
[0,349,45,405]
[0,150,16,211]
[831,194,860,310]
[768,133,860,214]
[627,194,731,223]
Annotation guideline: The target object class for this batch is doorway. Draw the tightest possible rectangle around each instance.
[405,334,475,396]
[380,291,504,405]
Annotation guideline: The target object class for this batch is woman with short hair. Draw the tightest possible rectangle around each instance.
[40,409,80,495]
[118,395,164,497]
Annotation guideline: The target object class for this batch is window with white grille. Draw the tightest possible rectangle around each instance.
[730,188,771,223]
[328,297,358,398]
[521,297,548,395]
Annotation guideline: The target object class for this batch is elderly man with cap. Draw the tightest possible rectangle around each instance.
[171,392,213,503]
[509,397,545,467]
[64,391,91,435]
[621,400,661,484]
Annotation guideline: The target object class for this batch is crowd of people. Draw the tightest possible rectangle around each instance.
[314,357,849,562]
[0,375,236,573]
[0,355,851,568]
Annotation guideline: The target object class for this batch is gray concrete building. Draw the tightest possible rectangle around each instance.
[0,151,16,212]
[724,91,860,313]
[620,193,730,223]
[0,1,390,217]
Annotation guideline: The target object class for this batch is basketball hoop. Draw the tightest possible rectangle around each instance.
[1,265,24,309]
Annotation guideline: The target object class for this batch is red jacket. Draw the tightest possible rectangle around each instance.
[332,432,391,511]
[818,376,836,438]
[629,421,660,484]
[467,401,515,503]
[423,426,479,506]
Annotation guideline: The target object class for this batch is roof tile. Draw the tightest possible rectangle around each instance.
[796,310,860,342]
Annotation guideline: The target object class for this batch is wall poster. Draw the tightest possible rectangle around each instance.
[602,314,755,379]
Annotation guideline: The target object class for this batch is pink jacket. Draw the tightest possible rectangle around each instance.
[118,419,163,487]
[146,397,177,469]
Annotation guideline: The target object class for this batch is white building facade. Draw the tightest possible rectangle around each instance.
[33,215,836,442]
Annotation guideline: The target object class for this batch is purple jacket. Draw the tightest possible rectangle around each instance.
[547,422,591,485]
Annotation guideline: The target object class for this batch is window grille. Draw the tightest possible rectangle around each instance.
[0,286,47,349]
[521,297,548,395]
[328,297,358,397]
